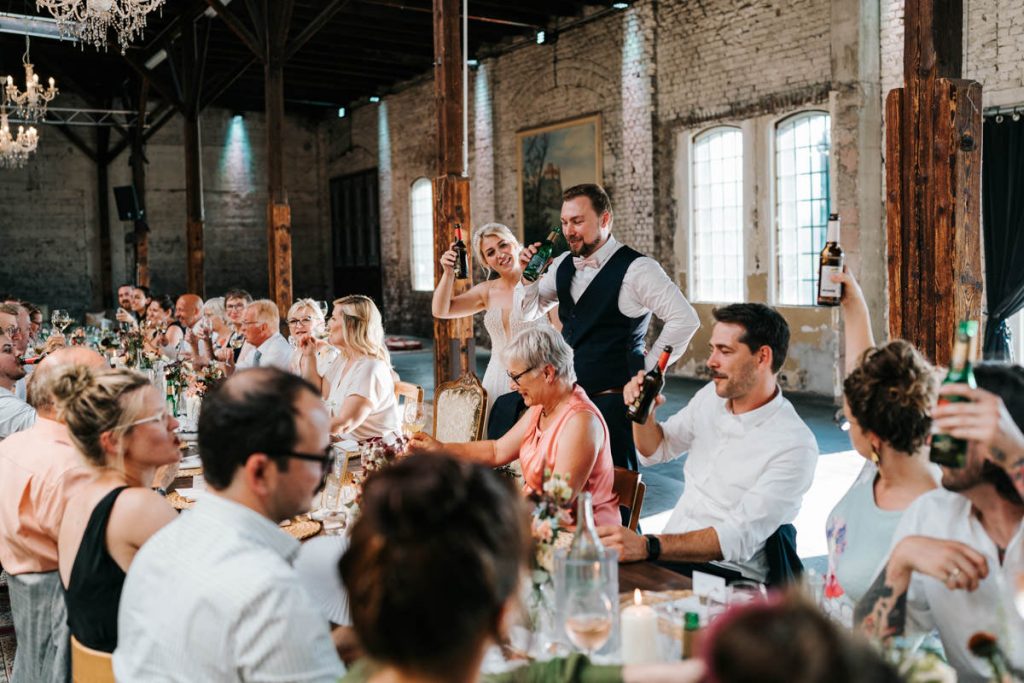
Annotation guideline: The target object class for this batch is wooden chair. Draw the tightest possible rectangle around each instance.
[71,635,114,683]
[432,373,487,443]
[612,467,646,532]
[394,380,424,406]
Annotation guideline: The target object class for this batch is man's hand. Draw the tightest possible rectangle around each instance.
[519,242,541,270]
[892,535,988,592]
[933,384,1024,471]
[41,333,66,354]
[623,370,665,416]
[406,431,442,455]
[597,525,648,562]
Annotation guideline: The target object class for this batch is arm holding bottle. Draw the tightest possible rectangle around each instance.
[831,269,874,376]
[518,242,560,321]
[432,242,489,319]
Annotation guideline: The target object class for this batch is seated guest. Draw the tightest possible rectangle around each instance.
[0,347,105,682]
[340,454,702,683]
[219,288,253,361]
[2,301,31,399]
[114,368,344,682]
[322,295,398,440]
[0,329,35,440]
[142,294,184,357]
[288,298,338,384]
[130,285,150,325]
[599,303,818,582]
[409,326,619,526]
[26,302,42,347]
[174,293,204,360]
[234,299,292,371]
[856,363,1024,681]
[116,282,135,315]
[186,297,231,367]
[823,271,939,619]
[55,365,179,653]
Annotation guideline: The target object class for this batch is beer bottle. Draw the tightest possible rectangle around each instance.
[930,320,979,468]
[817,213,844,306]
[453,223,470,280]
[627,346,673,424]
[522,226,563,282]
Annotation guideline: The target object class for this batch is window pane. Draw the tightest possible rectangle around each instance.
[410,178,434,291]
[774,112,831,306]
[691,127,744,303]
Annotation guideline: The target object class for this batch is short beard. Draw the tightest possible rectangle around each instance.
[570,236,604,258]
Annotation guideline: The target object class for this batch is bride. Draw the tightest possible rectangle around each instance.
[431,222,556,424]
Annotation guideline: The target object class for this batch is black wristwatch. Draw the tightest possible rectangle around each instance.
[644,534,661,561]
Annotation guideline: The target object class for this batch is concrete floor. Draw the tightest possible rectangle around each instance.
[393,342,859,574]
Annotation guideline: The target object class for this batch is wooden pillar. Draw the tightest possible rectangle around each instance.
[432,0,474,388]
[264,2,293,317]
[130,83,150,288]
[96,125,113,310]
[183,20,206,296]
[886,0,983,364]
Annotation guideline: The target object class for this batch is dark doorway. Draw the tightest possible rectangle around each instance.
[330,169,383,307]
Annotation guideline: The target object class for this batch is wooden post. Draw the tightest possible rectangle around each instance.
[885,0,983,365]
[131,83,150,288]
[96,125,113,310]
[432,0,474,389]
[263,1,293,318]
[183,19,206,296]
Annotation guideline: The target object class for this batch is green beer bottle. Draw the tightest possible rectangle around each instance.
[522,226,563,282]
[930,320,979,468]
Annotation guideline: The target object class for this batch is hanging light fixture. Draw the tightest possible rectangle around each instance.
[0,100,39,168]
[4,36,58,121]
[35,0,166,53]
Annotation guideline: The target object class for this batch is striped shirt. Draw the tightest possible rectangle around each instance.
[113,493,344,682]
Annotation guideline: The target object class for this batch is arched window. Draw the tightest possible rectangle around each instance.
[690,126,744,302]
[774,111,831,306]
[410,177,434,291]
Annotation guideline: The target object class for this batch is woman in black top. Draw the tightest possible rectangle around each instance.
[53,365,180,652]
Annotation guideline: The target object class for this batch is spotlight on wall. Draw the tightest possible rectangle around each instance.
[231,111,244,121]
[536,30,546,44]
[338,107,347,119]
[369,96,380,103]
[612,1,630,8]
[467,58,480,67]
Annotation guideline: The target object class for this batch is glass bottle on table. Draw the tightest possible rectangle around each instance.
[627,345,673,424]
[564,493,613,656]
[931,320,979,468]
[522,226,563,282]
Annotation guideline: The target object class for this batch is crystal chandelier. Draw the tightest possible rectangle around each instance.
[4,38,58,121]
[0,102,39,168]
[35,0,166,53]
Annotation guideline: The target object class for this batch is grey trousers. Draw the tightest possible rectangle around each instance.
[7,571,70,683]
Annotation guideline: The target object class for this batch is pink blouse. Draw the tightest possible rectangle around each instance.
[519,385,620,527]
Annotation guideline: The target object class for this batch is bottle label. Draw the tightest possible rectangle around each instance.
[819,265,843,297]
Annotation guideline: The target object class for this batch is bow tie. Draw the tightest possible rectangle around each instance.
[573,256,600,271]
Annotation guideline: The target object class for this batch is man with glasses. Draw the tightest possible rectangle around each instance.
[115,367,345,681]
[233,299,292,372]
[0,327,34,440]
[1,301,32,400]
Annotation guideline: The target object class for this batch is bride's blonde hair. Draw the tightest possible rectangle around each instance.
[472,223,520,276]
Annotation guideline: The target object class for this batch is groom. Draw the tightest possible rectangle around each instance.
[516,183,699,471]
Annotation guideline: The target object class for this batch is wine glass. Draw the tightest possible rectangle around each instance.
[726,580,767,607]
[402,402,426,436]
[51,309,72,334]
[564,586,613,657]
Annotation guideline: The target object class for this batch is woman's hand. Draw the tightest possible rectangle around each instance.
[296,332,317,358]
[439,242,458,274]
[891,535,988,592]
[831,269,866,309]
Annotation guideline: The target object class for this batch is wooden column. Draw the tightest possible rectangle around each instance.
[886,0,983,364]
[183,19,206,296]
[131,83,150,288]
[96,125,113,309]
[264,1,293,317]
[432,0,474,388]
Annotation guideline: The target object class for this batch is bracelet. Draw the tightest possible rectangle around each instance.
[644,534,661,561]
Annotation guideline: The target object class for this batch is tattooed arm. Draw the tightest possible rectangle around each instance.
[856,536,989,640]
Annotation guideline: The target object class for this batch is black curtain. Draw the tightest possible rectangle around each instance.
[982,116,1024,359]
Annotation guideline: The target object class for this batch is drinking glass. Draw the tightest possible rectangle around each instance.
[402,402,426,436]
[726,580,767,607]
[51,309,72,334]
[564,586,613,657]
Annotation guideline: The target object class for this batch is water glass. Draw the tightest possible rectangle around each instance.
[402,402,426,436]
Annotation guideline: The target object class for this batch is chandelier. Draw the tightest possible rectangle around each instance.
[4,38,58,121]
[35,0,166,53]
[0,102,39,168]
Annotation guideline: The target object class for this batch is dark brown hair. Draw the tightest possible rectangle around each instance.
[340,456,529,678]
[713,303,790,373]
[843,340,936,454]
[562,183,612,217]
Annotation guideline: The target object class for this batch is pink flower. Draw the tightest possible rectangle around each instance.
[533,518,553,543]
[824,572,845,599]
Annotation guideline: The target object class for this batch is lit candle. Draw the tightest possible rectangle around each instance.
[620,589,659,664]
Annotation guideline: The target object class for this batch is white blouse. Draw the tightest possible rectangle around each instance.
[324,356,399,441]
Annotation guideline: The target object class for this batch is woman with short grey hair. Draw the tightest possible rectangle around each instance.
[409,325,619,526]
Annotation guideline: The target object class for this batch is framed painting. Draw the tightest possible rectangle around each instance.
[516,114,602,246]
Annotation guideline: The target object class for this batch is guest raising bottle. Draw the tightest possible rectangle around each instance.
[930,320,979,468]
[627,345,672,424]
[816,213,844,306]
[522,226,563,282]
[453,223,470,280]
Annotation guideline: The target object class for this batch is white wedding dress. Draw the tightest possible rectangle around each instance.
[480,284,548,424]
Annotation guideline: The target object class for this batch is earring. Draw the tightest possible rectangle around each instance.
[870,447,880,464]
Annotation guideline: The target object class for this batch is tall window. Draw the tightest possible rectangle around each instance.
[691,126,744,302]
[775,111,831,306]
[410,177,434,291]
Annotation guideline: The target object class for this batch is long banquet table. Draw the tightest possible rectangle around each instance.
[619,561,692,593]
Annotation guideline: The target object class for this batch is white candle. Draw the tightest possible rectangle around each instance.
[620,589,659,664]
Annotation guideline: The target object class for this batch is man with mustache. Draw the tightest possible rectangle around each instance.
[0,309,35,441]
[519,183,699,472]
[598,304,818,583]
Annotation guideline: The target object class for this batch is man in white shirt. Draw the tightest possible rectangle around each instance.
[1,302,31,400]
[114,367,345,682]
[0,330,34,440]
[856,364,1024,682]
[233,299,292,371]
[518,183,700,471]
[599,303,818,582]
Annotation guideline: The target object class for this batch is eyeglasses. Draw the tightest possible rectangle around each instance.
[128,410,174,428]
[286,316,314,327]
[265,446,334,490]
[3,325,22,338]
[507,366,536,387]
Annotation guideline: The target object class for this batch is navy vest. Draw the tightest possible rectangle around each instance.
[556,245,650,394]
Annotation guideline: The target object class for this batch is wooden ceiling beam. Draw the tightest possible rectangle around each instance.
[121,51,186,113]
[284,0,352,62]
[199,55,258,111]
[203,0,262,58]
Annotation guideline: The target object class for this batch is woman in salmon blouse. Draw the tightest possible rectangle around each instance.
[409,325,619,526]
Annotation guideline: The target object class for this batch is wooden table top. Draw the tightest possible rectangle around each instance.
[619,561,693,593]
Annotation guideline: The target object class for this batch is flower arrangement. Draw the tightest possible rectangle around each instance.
[359,433,409,475]
[528,471,574,582]
[185,361,226,398]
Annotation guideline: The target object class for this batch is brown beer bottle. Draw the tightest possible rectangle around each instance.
[627,346,673,424]
[816,213,844,306]
[453,223,470,280]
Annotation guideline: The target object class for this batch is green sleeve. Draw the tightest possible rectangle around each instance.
[483,654,622,683]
